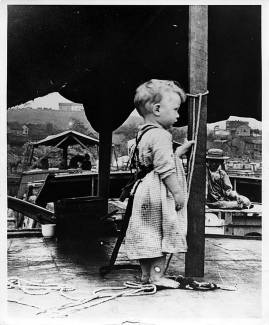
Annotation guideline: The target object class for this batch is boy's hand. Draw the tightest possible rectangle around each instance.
[162,173,185,210]
[175,139,195,157]
[174,193,185,211]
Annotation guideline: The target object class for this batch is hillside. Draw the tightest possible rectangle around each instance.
[7,108,96,133]
[11,92,73,110]
[7,108,261,161]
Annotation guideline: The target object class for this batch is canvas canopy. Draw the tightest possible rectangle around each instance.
[7,5,261,131]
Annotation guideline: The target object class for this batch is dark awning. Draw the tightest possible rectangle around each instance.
[7,5,261,131]
[31,130,99,148]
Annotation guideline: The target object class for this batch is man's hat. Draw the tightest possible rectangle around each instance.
[206,148,229,160]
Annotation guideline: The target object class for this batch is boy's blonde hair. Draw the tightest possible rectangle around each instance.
[134,79,186,117]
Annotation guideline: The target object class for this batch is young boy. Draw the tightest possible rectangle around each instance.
[125,79,194,288]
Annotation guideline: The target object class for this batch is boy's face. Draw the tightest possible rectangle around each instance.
[156,91,181,129]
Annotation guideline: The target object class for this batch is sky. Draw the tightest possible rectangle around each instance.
[21,92,73,110]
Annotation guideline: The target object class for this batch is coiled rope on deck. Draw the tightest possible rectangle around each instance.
[7,277,75,296]
[8,278,156,317]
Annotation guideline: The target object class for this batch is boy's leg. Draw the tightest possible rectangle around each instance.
[149,256,179,288]
[139,258,151,284]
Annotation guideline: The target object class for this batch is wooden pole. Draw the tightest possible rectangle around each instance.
[98,130,112,214]
[28,144,34,167]
[62,145,68,169]
[185,5,208,277]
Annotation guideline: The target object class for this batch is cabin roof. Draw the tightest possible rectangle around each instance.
[31,130,99,148]
[7,5,261,131]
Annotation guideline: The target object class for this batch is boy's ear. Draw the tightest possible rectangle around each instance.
[152,103,161,116]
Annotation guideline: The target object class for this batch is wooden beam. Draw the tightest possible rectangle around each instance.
[33,135,70,167]
[62,145,68,169]
[98,130,112,214]
[8,196,55,224]
[28,144,35,166]
[72,135,91,151]
[185,5,208,277]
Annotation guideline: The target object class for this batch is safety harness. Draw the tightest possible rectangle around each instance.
[100,124,158,275]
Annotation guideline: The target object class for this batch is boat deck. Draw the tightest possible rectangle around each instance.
[6,235,262,323]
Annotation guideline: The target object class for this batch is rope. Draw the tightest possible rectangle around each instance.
[37,281,156,317]
[187,96,197,185]
[7,277,75,296]
[8,277,156,317]
[7,299,41,310]
[186,90,209,97]
[187,92,204,198]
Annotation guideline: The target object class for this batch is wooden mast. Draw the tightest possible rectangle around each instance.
[98,130,112,214]
[185,5,208,277]
[62,145,68,169]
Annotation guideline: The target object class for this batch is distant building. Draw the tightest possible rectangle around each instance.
[22,125,29,135]
[226,120,249,129]
[213,125,230,137]
[58,102,84,111]
[244,137,262,160]
[215,129,230,137]
[7,123,29,146]
[226,120,253,137]
[226,120,249,136]
[251,129,261,137]
[235,124,251,137]
[7,123,28,136]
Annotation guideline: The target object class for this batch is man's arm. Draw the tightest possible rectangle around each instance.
[221,170,238,199]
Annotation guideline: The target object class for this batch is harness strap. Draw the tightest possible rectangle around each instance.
[100,125,158,275]
[129,124,158,170]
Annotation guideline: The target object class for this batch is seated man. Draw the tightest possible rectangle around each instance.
[69,155,84,169]
[206,148,252,209]
[81,153,92,170]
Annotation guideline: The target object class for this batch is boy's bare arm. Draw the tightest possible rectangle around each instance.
[163,173,185,209]
[175,140,195,157]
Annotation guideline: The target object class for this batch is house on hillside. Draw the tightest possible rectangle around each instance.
[22,125,29,135]
[244,137,262,160]
[8,123,29,136]
[235,124,251,137]
[7,123,29,146]
[58,102,84,111]
[251,129,261,137]
[214,125,230,137]
[226,120,250,136]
